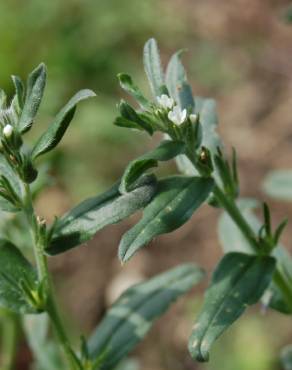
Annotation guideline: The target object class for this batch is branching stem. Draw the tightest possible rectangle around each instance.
[23,183,82,370]
[186,154,292,311]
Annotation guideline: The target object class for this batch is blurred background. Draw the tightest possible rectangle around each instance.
[1,0,292,369]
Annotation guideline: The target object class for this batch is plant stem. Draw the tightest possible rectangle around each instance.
[213,184,292,310]
[23,183,81,370]
[212,185,259,252]
[186,154,292,309]
[0,311,18,370]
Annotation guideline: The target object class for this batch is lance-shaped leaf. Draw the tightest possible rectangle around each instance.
[166,50,194,110]
[118,74,150,110]
[0,239,38,314]
[188,252,276,362]
[218,198,292,314]
[143,38,165,98]
[119,176,214,262]
[263,170,292,201]
[31,89,96,159]
[0,156,22,213]
[46,175,157,255]
[18,63,47,133]
[120,140,185,194]
[12,75,25,110]
[116,100,153,135]
[88,263,205,370]
[194,97,222,154]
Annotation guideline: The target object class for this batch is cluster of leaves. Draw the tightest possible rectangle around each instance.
[0,38,291,370]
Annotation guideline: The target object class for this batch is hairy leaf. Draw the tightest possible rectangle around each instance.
[12,75,25,110]
[188,252,276,362]
[119,176,214,262]
[166,50,194,110]
[118,73,150,110]
[120,140,185,193]
[88,263,205,370]
[31,89,96,159]
[143,38,164,98]
[117,100,153,135]
[47,176,157,255]
[18,63,47,133]
[0,157,22,212]
[0,239,38,313]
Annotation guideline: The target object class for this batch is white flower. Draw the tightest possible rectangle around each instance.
[168,106,187,125]
[190,113,198,124]
[3,124,13,138]
[156,94,174,109]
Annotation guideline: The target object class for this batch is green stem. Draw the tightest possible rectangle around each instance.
[213,184,292,310]
[23,183,81,370]
[212,185,259,252]
[186,154,292,309]
[0,311,18,370]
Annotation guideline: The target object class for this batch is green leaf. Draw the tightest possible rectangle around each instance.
[263,170,292,201]
[143,38,164,98]
[218,198,292,314]
[31,89,96,159]
[0,239,38,314]
[281,345,292,370]
[11,75,25,110]
[0,156,22,213]
[46,175,157,255]
[114,117,144,131]
[166,50,194,110]
[188,252,276,362]
[118,176,214,262]
[23,314,63,370]
[18,63,47,133]
[118,74,150,110]
[264,282,292,314]
[120,140,185,193]
[88,263,205,370]
[194,97,222,155]
[118,100,153,135]
[0,89,7,109]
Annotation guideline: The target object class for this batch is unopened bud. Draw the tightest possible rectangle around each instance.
[190,114,198,124]
[3,124,13,138]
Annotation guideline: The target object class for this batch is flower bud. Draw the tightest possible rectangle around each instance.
[3,124,13,138]
[190,114,198,124]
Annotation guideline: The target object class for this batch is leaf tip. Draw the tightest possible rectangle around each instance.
[188,335,210,363]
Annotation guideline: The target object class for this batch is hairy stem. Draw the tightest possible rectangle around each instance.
[23,183,81,370]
